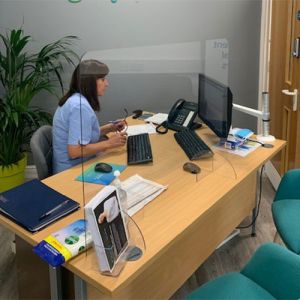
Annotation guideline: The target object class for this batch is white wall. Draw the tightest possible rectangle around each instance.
[0,0,261,129]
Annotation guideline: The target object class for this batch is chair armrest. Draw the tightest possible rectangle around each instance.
[241,243,300,299]
[275,169,300,201]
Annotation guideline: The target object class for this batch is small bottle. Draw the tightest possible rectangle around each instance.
[113,171,128,218]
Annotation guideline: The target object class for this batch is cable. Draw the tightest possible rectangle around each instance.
[156,121,168,134]
[237,165,265,229]
[247,138,264,145]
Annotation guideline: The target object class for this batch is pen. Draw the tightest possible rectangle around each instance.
[39,200,69,220]
[108,120,120,125]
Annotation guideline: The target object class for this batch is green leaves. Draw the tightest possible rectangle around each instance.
[0,98,51,164]
[0,28,79,166]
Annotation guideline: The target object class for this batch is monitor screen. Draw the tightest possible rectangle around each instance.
[198,74,232,139]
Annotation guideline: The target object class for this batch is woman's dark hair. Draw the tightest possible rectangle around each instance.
[59,59,109,111]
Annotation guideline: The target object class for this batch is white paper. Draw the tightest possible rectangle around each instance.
[120,174,168,216]
[144,113,168,124]
[126,124,156,136]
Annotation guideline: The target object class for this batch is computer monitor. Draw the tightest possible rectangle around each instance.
[198,74,233,139]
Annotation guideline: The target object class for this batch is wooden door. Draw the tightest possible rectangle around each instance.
[269,0,300,175]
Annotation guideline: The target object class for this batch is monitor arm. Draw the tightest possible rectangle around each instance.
[233,92,275,142]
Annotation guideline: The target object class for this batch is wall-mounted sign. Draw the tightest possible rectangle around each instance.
[297,10,300,20]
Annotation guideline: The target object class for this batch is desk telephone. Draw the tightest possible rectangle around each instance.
[156,99,199,133]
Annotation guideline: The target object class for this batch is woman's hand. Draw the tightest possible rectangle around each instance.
[101,120,127,135]
[109,119,127,132]
[67,131,127,158]
[106,132,127,148]
[98,212,107,224]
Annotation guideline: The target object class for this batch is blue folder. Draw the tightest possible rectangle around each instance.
[0,179,79,232]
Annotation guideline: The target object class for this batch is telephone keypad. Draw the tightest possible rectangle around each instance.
[174,113,187,125]
[166,100,198,131]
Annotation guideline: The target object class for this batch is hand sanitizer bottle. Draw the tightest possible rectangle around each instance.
[113,171,128,218]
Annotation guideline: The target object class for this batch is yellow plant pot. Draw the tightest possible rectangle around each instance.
[0,154,27,192]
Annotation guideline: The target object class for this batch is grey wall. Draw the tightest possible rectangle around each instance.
[0,0,261,130]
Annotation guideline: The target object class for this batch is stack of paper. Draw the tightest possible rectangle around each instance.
[119,175,168,216]
[215,139,260,157]
[144,113,168,124]
[126,124,156,136]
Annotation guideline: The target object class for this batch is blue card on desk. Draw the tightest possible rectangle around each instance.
[0,179,79,233]
[76,163,126,185]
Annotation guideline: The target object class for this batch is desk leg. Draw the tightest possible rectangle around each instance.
[251,208,257,237]
[251,168,261,237]
[74,274,87,300]
[49,266,62,300]
[16,236,51,299]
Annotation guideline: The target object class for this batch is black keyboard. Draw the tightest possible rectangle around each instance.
[174,129,213,160]
[127,133,153,165]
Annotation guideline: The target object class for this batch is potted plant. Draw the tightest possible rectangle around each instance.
[0,28,78,192]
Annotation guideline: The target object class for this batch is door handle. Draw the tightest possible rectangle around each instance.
[282,89,298,111]
[293,38,300,58]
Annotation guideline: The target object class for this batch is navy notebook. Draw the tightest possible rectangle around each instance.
[0,179,80,232]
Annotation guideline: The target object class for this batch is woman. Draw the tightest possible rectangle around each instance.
[52,59,127,174]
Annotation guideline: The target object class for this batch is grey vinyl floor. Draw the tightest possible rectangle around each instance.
[0,174,281,300]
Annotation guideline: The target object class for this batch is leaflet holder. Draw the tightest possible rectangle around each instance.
[92,211,146,277]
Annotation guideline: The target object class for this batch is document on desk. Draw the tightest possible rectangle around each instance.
[144,113,168,125]
[121,175,168,216]
[126,124,156,136]
[214,140,260,157]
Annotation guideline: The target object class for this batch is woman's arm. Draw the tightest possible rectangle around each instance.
[101,123,114,135]
[68,132,127,159]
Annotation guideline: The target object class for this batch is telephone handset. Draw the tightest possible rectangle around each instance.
[167,99,199,131]
[156,99,199,134]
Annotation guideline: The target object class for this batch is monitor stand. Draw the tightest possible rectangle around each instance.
[190,122,202,130]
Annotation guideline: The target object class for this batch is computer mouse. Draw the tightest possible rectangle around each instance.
[183,162,201,174]
[94,162,113,173]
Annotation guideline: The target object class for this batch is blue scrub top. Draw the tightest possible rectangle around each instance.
[52,93,100,174]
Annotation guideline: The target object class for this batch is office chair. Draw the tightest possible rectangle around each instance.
[30,125,53,180]
[272,169,300,254]
[186,243,300,300]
